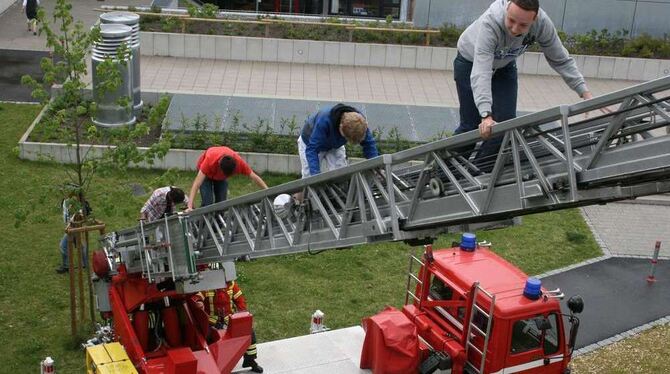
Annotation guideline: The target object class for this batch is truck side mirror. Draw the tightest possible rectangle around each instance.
[567,295,584,352]
[568,315,580,350]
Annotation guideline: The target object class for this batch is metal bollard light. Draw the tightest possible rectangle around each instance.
[647,241,662,283]
[99,12,142,116]
[91,23,136,127]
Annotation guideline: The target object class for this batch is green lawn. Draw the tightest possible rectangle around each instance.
[0,103,603,372]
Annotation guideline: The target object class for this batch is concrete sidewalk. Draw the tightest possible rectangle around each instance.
[138,56,639,111]
[0,0,152,51]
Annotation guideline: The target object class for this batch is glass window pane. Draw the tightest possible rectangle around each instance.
[429,275,453,300]
[511,318,542,353]
[352,1,379,17]
[543,314,560,354]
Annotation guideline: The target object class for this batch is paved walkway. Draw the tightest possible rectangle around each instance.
[139,56,638,111]
[0,0,152,51]
[582,199,670,259]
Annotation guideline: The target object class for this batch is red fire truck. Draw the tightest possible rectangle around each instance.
[361,233,583,374]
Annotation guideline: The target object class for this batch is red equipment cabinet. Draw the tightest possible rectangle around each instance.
[106,264,253,374]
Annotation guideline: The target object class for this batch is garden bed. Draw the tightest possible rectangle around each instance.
[19,96,429,174]
[26,95,171,147]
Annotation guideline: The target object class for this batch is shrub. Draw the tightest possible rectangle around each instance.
[622,33,670,59]
[438,23,461,47]
[160,17,180,32]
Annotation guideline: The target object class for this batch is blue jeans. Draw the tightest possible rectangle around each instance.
[453,53,518,171]
[200,178,228,207]
[60,233,88,268]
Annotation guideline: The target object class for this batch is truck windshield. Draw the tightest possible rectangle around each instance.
[510,314,560,355]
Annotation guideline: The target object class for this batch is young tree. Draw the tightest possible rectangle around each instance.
[20,0,172,223]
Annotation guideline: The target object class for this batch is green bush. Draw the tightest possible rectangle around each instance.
[188,3,219,18]
[622,33,670,59]
[560,29,628,56]
[160,17,180,33]
[438,23,461,47]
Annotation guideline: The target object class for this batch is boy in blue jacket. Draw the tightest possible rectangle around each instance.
[298,103,379,178]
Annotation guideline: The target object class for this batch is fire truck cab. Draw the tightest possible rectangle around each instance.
[362,233,584,374]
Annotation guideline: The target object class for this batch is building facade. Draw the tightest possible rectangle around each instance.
[206,0,408,20]
[413,0,670,38]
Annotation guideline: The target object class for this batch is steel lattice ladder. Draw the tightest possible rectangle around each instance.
[103,76,670,288]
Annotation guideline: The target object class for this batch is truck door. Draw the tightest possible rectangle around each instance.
[504,313,564,373]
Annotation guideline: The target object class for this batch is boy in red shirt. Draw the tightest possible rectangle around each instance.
[187,146,268,210]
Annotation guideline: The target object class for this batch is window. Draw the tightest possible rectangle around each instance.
[352,1,379,17]
[511,314,560,354]
[430,275,453,300]
[329,0,400,19]
[543,314,560,354]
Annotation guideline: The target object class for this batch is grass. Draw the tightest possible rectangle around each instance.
[571,323,670,373]
[0,102,604,372]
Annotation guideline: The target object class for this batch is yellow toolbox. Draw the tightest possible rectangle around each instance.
[85,343,138,374]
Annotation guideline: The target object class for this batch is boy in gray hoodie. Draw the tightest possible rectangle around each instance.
[454,0,592,170]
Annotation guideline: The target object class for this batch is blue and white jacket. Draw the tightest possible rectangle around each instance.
[301,104,379,176]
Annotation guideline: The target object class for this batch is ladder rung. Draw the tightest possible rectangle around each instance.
[473,304,490,318]
[467,342,483,356]
[465,362,481,374]
[475,285,495,299]
[406,290,420,303]
[408,273,422,284]
[410,255,424,266]
[470,324,485,337]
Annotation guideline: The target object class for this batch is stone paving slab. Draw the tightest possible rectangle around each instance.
[141,57,639,112]
[232,326,370,374]
[581,203,670,258]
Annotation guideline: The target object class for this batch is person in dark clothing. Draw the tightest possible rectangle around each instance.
[22,0,40,35]
[298,103,379,178]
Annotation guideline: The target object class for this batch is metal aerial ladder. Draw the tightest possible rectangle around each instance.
[102,76,670,293]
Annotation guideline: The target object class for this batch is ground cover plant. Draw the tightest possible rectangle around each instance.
[27,105,429,158]
[1,102,606,372]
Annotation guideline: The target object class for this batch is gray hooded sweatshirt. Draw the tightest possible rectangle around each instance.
[457,0,588,116]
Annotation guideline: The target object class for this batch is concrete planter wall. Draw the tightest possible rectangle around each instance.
[18,139,307,174]
[141,31,670,81]
[17,104,351,175]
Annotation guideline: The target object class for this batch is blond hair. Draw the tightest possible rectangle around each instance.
[340,112,368,144]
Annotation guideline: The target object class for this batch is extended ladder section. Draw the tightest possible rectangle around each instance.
[103,76,670,289]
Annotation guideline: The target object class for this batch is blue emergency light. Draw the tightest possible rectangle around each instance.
[523,277,542,300]
[460,233,477,251]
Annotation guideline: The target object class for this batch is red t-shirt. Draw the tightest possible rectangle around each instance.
[196,146,252,180]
